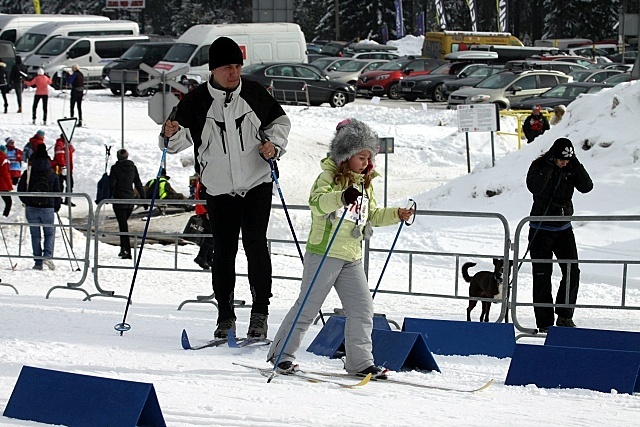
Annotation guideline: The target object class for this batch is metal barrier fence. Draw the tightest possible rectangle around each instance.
[3,192,638,337]
[511,214,640,336]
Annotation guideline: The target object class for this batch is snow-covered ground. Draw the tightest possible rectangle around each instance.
[0,52,639,425]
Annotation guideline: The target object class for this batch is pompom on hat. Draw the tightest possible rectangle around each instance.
[551,137,575,160]
[208,37,244,70]
[329,118,379,165]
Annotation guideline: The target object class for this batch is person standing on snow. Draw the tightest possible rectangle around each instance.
[0,145,13,216]
[66,64,84,127]
[23,130,46,164]
[109,148,145,260]
[523,105,550,144]
[266,118,414,379]
[51,134,75,206]
[24,68,52,125]
[0,57,9,114]
[4,137,23,185]
[9,55,28,113]
[526,137,593,333]
[161,36,291,341]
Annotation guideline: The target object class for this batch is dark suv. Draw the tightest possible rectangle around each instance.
[102,41,174,96]
[357,56,446,99]
[399,62,491,102]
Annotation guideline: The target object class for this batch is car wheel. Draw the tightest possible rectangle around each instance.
[110,88,121,96]
[387,82,400,100]
[432,84,446,102]
[404,95,418,102]
[133,86,150,97]
[329,90,348,108]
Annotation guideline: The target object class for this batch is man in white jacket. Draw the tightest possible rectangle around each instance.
[161,37,290,341]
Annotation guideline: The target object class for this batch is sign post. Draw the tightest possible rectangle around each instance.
[378,137,394,207]
[109,70,139,148]
[456,104,500,173]
[57,117,78,247]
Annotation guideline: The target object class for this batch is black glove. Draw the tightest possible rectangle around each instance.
[569,155,581,167]
[545,154,556,166]
[342,187,362,205]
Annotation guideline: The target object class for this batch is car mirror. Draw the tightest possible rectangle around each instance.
[328,66,337,72]
[512,85,522,93]
[459,72,467,78]
[404,68,413,75]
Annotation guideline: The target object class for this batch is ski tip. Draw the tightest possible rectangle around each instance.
[181,329,192,350]
[352,373,372,387]
[476,378,494,392]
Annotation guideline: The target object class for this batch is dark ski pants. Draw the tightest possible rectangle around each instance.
[206,182,273,322]
[113,206,134,254]
[70,92,83,121]
[32,95,48,122]
[528,227,580,329]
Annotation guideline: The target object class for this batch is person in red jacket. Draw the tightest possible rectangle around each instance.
[24,130,46,164]
[24,68,52,125]
[4,137,23,185]
[0,145,13,217]
[51,134,75,206]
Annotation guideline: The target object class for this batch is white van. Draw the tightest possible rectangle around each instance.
[15,20,139,61]
[24,34,149,87]
[0,14,108,44]
[154,23,307,82]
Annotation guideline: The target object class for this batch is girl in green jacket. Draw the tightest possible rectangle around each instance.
[267,118,414,379]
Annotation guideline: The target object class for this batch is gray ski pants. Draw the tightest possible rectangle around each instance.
[267,252,374,373]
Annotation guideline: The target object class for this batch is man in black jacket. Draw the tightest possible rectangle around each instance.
[17,144,62,270]
[66,64,84,126]
[9,55,27,113]
[526,137,593,332]
[109,148,145,259]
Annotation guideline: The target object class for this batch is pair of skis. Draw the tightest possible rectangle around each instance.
[234,362,493,392]
[181,329,271,350]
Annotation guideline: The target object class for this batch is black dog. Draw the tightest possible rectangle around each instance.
[463,258,512,322]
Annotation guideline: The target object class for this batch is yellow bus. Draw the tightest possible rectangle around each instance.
[422,31,524,59]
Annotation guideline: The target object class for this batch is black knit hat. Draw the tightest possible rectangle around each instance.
[551,137,574,160]
[208,37,244,70]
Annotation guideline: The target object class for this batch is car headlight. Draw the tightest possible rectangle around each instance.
[470,94,491,102]
[375,74,390,80]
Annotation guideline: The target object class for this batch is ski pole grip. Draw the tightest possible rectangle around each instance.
[258,129,268,144]
[162,106,179,148]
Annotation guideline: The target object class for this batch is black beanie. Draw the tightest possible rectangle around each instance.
[551,137,574,160]
[208,37,244,70]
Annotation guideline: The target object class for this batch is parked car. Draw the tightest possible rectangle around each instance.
[309,57,354,74]
[319,41,350,57]
[325,59,388,86]
[608,50,638,64]
[440,65,505,99]
[357,56,446,99]
[447,69,571,109]
[241,62,355,108]
[527,55,596,68]
[602,73,632,85]
[102,41,174,96]
[350,51,400,60]
[504,60,588,74]
[306,43,322,54]
[567,69,622,83]
[400,62,498,102]
[510,82,612,110]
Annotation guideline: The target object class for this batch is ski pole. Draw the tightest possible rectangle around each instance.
[259,129,326,325]
[0,226,16,270]
[371,199,416,300]
[56,212,80,271]
[268,208,348,383]
[114,106,177,336]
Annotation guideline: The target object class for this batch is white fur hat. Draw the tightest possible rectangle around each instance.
[37,68,44,75]
[329,118,379,165]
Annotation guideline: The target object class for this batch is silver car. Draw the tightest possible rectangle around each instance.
[447,70,572,109]
[326,59,388,86]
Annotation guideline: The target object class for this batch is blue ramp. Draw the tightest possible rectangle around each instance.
[307,315,390,358]
[403,317,516,358]
[505,344,640,394]
[545,326,640,352]
[3,366,166,426]
[371,329,440,372]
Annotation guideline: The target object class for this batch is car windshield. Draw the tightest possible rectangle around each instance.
[120,44,151,60]
[475,73,518,89]
[334,61,367,72]
[568,70,592,82]
[430,63,452,75]
[540,84,587,98]
[467,67,499,78]
[310,58,338,70]
[14,32,46,53]
[163,43,196,62]
[603,73,631,84]
[377,58,411,71]
[36,37,76,56]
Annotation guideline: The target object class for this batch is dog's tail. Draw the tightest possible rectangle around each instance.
[461,262,476,283]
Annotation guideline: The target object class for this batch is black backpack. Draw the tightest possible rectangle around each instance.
[95,173,111,204]
[27,167,53,206]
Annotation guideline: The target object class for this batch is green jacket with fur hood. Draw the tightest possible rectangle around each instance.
[306,157,401,262]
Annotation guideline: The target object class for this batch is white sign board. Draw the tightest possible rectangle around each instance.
[148,93,179,125]
[456,104,500,132]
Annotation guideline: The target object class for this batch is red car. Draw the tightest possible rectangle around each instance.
[356,56,446,99]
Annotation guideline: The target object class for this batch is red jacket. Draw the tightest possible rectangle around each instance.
[51,137,75,174]
[194,178,208,216]
[29,134,45,154]
[0,152,13,191]
[24,74,52,96]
